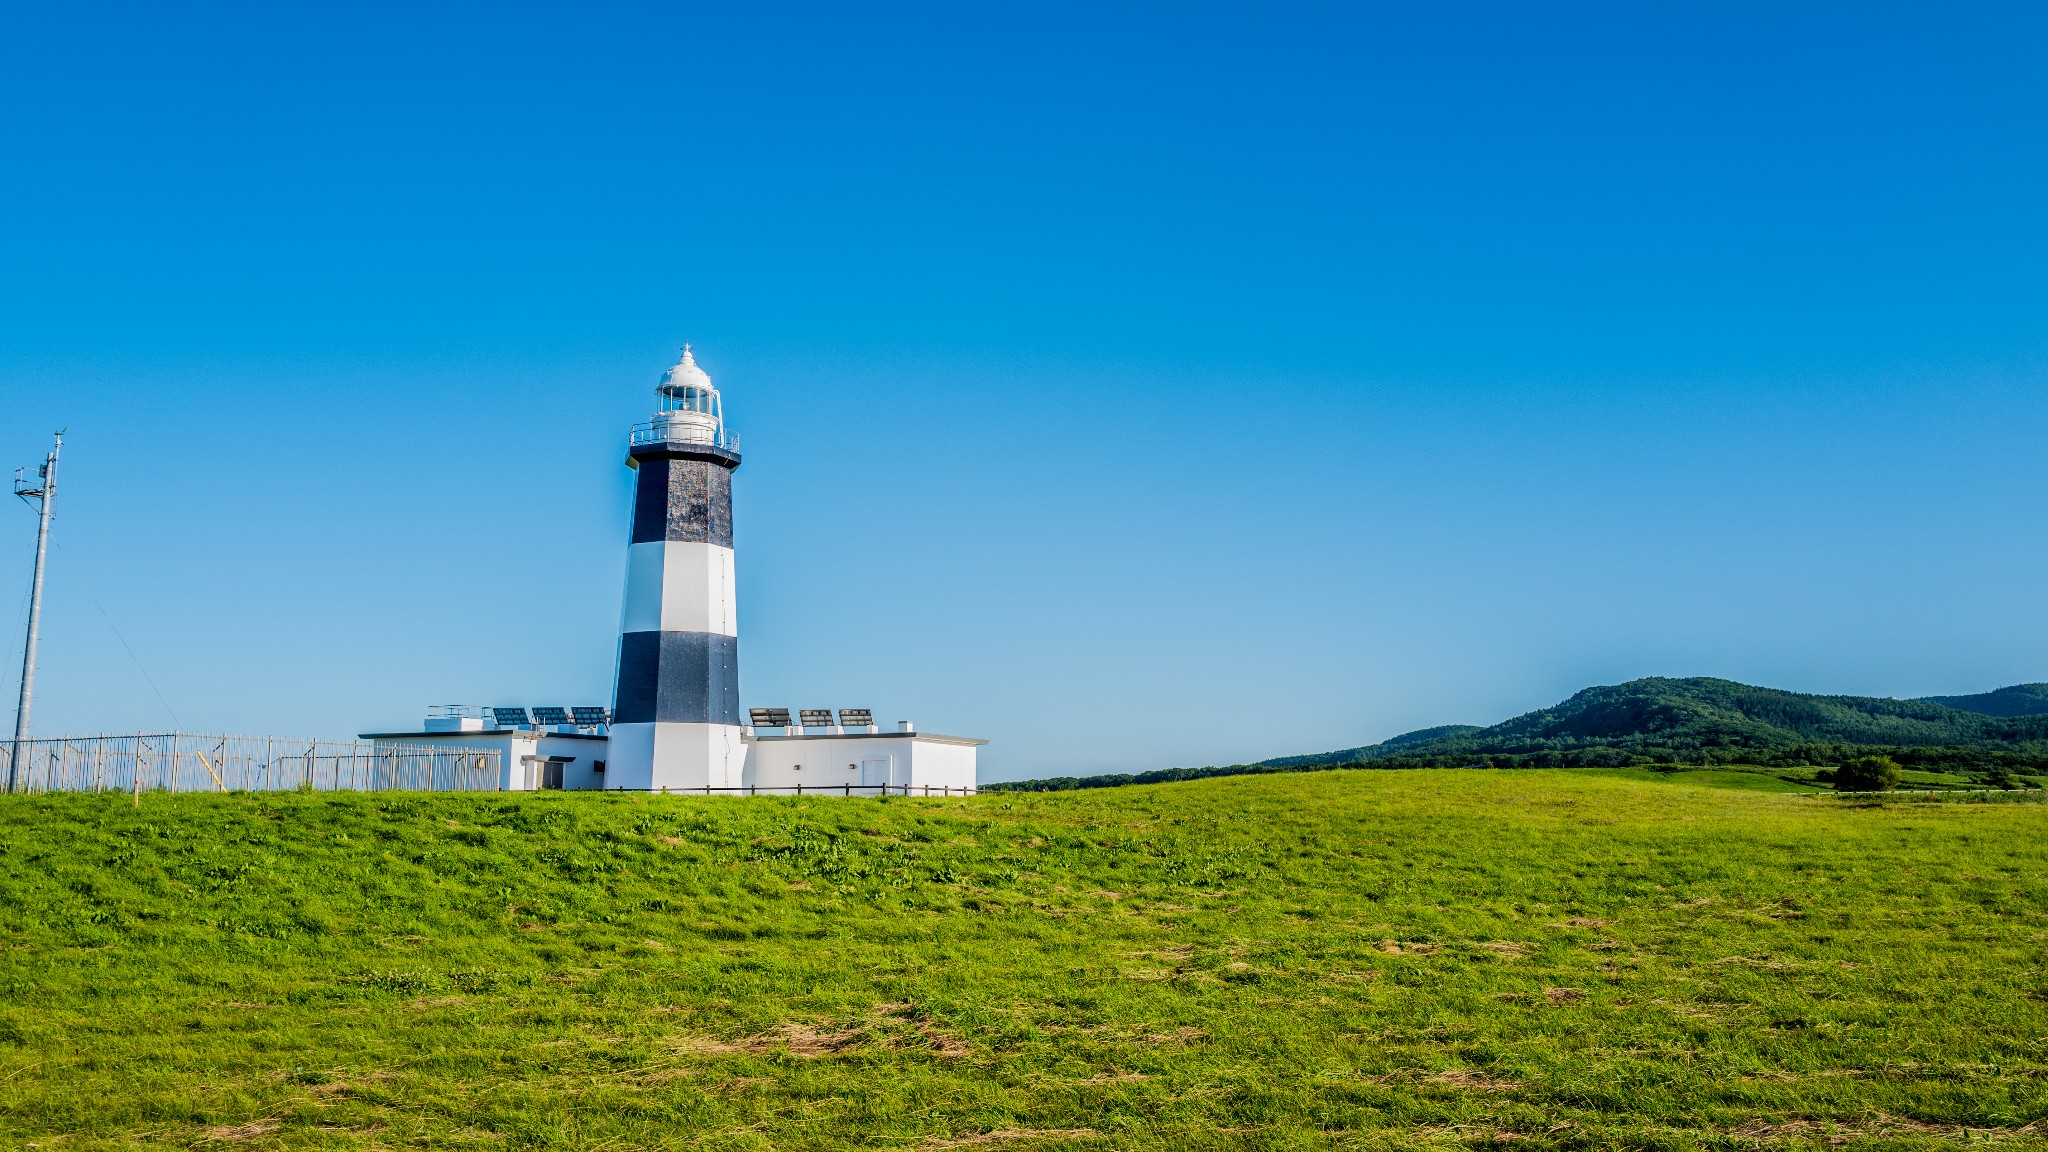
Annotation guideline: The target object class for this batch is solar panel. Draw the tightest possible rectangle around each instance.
[489,706,531,727]
[749,707,793,727]
[800,709,834,727]
[838,708,873,727]
[532,706,571,726]
[571,706,610,726]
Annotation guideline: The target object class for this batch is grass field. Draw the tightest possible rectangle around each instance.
[2,769,2045,1150]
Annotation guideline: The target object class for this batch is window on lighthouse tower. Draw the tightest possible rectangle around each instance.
[664,386,715,414]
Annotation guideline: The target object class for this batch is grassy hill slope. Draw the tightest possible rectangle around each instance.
[2,776,2046,1149]
[1267,677,2048,771]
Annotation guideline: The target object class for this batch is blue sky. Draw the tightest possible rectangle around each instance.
[3,2,2046,780]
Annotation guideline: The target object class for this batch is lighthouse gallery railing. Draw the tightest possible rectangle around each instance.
[0,733,500,795]
[627,422,740,451]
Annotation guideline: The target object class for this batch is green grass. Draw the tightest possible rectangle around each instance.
[1580,768,1822,794]
[3,770,2046,1150]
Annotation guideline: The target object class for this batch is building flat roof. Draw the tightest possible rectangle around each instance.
[358,730,609,742]
[359,729,984,747]
[745,730,988,747]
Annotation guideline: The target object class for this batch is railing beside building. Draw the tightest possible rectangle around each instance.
[643,784,976,798]
[0,733,501,795]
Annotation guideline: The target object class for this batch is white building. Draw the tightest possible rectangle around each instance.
[739,714,982,795]
[363,708,982,795]
[360,708,610,790]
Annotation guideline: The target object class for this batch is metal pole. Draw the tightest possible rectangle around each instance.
[9,433,60,793]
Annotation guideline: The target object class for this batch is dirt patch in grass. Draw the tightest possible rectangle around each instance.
[1723,1115,2038,1141]
[676,1021,868,1058]
[619,1066,697,1085]
[1429,1069,1520,1093]
[303,1071,397,1100]
[1545,987,1586,1004]
[921,1128,1098,1148]
[918,1021,971,1058]
[776,1023,867,1057]
[196,1118,281,1142]
[1718,954,1793,970]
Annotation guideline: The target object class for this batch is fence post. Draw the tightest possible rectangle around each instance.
[194,749,224,792]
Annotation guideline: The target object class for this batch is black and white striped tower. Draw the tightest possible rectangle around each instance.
[608,346,743,791]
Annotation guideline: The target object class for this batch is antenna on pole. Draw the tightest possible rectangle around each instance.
[10,430,62,794]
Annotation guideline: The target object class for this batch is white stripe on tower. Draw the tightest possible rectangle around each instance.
[607,346,744,792]
[618,542,737,635]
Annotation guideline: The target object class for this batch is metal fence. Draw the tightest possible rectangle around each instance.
[646,784,978,798]
[1,733,501,795]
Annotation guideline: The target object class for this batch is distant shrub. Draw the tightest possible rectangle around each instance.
[1835,756,1902,793]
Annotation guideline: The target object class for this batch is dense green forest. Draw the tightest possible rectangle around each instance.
[1914,682,2048,717]
[995,677,2048,793]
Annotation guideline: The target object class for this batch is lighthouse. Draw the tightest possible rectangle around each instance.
[606,346,744,791]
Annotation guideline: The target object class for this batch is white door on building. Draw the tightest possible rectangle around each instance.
[859,758,890,791]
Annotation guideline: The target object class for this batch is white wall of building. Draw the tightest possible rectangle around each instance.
[363,729,609,790]
[738,731,981,795]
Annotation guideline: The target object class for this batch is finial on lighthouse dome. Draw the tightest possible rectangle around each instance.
[646,342,730,448]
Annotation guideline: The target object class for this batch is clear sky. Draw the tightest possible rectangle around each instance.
[3,2,2046,781]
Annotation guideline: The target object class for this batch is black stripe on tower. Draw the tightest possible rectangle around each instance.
[629,446,739,546]
[612,631,741,724]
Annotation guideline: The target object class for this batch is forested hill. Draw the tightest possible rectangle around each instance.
[1265,677,2048,770]
[1913,683,2048,717]
[991,677,2048,793]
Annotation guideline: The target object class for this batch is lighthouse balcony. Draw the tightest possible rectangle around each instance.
[629,420,740,452]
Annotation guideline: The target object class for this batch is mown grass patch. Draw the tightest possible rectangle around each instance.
[1,769,2044,1149]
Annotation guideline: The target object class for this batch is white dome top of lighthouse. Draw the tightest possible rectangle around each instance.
[659,344,714,395]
